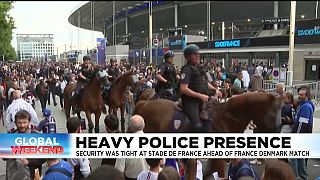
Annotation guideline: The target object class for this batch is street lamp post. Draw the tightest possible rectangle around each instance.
[316,1,319,18]
[287,1,296,88]
[149,1,153,65]
[231,22,234,39]
[222,21,225,40]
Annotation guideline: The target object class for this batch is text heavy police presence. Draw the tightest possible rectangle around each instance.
[76,136,291,149]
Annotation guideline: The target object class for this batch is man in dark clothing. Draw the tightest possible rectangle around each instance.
[72,56,94,111]
[66,117,91,179]
[107,59,120,83]
[180,44,221,132]
[101,114,119,167]
[35,77,49,112]
[156,50,179,101]
[47,75,57,106]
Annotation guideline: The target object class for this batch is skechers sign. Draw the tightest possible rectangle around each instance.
[297,27,320,36]
[214,40,241,48]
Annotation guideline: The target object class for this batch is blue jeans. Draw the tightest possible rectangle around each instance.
[125,100,131,115]
[288,158,308,180]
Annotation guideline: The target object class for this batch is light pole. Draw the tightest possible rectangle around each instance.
[149,1,153,65]
[222,21,225,40]
[316,1,319,18]
[113,1,116,46]
[160,28,164,47]
[287,1,296,88]
[211,22,215,41]
[231,22,235,39]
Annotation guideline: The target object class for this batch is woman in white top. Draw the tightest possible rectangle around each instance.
[137,158,163,180]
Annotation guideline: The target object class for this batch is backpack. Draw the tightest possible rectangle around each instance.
[46,117,56,134]
[236,163,259,180]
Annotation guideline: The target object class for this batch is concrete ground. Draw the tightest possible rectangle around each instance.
[0,99,319,179]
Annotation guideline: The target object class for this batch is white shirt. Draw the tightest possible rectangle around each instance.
[146,80,153,88]
[115,130,149,178]
[6,99,39,132]
[8,88,15,100]
[68,158,91,178]
[56,80,67,93]
[241,70,250,89]
[137,168,162,180]
[196,160,203,180]
[255,66,263,76]
[115,158,149,179]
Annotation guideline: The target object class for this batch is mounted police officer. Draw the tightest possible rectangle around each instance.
[73,55,94,99]
[156,50,179,101]
[107,59,120,83]
[180,44,221,132]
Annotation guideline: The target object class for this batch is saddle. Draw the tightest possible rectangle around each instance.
[174,99,215,121]
[170,99,216,132]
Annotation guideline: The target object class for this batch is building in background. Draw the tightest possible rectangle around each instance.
[16,34,54,61]
[66,50,87,64]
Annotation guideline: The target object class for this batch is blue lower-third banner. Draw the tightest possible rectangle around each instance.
[0,133,319,159]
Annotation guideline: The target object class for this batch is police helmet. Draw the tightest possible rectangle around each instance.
[164,50,174,60]
[110,59,116,63]
[43,109,51,117]
[83,55,90,61]
[183,44,200,57]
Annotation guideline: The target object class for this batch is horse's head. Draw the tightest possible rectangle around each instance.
[252,92,282,133]
[92,68,109,85]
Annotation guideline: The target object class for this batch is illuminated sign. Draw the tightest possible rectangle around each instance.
[214,40,241,48]
[262,18,289,24]
[297,27,320,36]
[169,36,183,50]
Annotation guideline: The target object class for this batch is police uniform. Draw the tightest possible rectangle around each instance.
[74,63,93,96]
[157,62,177,100]
[79,64,93,83]
[180,44,209,132]
[107,66,120,82]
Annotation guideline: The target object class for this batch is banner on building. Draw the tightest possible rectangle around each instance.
[96,38,106,65]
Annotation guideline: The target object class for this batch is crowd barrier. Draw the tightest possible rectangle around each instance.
[263,81,320,104]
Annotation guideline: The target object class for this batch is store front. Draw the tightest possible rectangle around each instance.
[188,18,320,81]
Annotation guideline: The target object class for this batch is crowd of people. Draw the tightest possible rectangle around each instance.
[4,108,298,180]
[0,43,317,180]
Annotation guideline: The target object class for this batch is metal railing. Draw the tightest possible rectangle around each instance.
[263,81,320,103]
[263,80,278,94]
[291,81,320,101]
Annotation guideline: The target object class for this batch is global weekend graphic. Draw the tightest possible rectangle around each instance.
[0,134,71,158]
[0,133,320,159]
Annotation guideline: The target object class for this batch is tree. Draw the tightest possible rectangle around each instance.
[0,1,16,60]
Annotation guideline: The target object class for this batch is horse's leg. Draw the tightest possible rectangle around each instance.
[85,111,94,133]
[120,104,125,133]
[184,159,197,180]
[108,105,112,115]
[204,159,226,179]
[94,111,101,133]
[64,98,71,120]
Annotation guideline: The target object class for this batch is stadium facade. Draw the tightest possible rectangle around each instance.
[69,1,320,81]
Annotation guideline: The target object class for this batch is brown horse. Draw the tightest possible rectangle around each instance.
[104,70,138,132]
[133,91,282,178]
[64,68,108,133]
